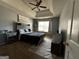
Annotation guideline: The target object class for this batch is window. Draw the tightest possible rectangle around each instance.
[38,21,49,32]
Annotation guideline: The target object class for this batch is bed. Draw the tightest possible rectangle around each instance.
[19,29,45,45]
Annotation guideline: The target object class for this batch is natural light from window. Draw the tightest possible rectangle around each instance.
[38,21,49,32]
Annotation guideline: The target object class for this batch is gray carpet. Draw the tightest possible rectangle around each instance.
[28,37,53,59]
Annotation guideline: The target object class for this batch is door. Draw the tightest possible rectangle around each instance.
[65,0,79,59]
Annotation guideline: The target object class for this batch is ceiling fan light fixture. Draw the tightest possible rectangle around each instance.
[29,0,47,11]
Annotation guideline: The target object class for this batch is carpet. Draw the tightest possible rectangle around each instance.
[28,39,53,59]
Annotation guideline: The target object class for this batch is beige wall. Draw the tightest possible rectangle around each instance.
[0,5,17,31]
[0,5,33,31]
[18,15,33,31]
[59,0,73,32]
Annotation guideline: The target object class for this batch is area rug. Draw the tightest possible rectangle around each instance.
[28,39,53,59]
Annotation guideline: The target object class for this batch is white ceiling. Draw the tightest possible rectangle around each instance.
[0,0,67,19]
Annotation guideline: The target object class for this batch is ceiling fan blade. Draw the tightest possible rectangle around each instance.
[32,7,37,10]
[37,7,40,11]
[40,6,47,8]
[39,0,42,4]
[36,0,42,6]
[29,3,36,6]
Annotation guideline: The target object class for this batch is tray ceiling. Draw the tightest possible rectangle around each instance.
[0,0,67,19]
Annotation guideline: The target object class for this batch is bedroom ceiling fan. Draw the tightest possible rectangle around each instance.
[29,0,47,11]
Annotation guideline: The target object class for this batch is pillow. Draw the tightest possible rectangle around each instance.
[19,29,25,34]
[28,29,31,32]
[24,29,27,32]
[24,29,29,32]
